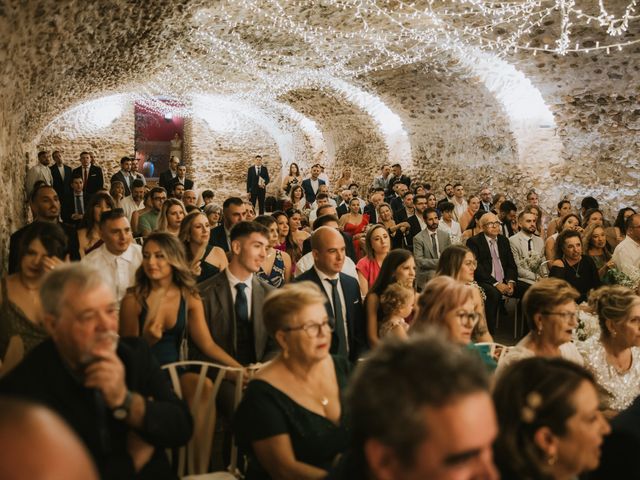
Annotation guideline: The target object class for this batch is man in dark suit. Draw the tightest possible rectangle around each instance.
[497,200,518,237]
[389,183,409,213]
[301,207,356,262]
[61,174,87,227]
[301,164,325,204]
[386,163,411,196]
[197,221,276,367]
[158,156,180,192]
[394,191,414,224]
[405,194,429,250]
[71,151,103,202]
[466,212,525,333]
[246,154,270,215]
[295,226,367,362]
[50,150,72,201]
[9,184,80,273]
[109,157,133,197]
[363,190,383,224]
[336,189,352,218]
[209,197,246,252]
[436,183,455,211]
[479,187,493,212]
[168,164,194,193]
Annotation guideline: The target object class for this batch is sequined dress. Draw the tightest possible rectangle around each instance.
[578,336,640,411]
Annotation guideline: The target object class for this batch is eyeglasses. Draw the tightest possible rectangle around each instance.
[541,311,578,321]
[455,311,481,326]
[484,221,502,228]
[282,320,334,338]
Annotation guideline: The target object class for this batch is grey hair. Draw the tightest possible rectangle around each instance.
[40,264,110,316]
[347,329,489,467]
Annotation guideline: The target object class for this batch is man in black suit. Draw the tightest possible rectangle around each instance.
[389,183,409,213]
[497,200,518,237]
[466,212,525,333]
[9,184,80,273]
[436,183,455,210]
[50,150,72,201]
[301,164,325,204]
[71,151,103,202]
[109,157,133,197]
[246,154,270,215]
[295,226,367,362]
[405,194,428,250]
[168,164,194,193]
[336,189,352,218]
[363,189,383,224]
[386,163,411,196]
[394,190,414,223]
[479,187,493,212]
[209,197,246,252]
[61,174,87,227]
[158,156,180,192]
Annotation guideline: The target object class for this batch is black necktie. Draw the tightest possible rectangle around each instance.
[235,283,249,325]
[527,238,532,251]
[75,195,83,215]
[326,278,348,357]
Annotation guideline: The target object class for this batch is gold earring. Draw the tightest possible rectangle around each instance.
[547,453,557,466]
[282,348,289,359]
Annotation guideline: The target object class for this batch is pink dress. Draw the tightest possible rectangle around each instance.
[356,257,381,287]
[343,214,369,260]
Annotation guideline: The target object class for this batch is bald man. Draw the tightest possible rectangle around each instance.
[294,227,367,361]
[0,397,98,480]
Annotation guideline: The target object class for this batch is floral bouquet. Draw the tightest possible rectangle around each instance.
[520,252,546,276]
[574,306,600,342]
[608,267,640,290]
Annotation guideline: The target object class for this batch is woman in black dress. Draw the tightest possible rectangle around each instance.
[549,229,601,303]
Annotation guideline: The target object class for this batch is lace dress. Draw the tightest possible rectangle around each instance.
[578,337,640,411]
[0,277,48,358]
[379,317,409,339]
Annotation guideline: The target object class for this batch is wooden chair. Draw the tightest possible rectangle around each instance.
[162,361,244,479]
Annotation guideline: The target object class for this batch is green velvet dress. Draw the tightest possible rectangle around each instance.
[233,355,350,480]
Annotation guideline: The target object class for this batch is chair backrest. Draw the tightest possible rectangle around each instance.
[162,361,244,477]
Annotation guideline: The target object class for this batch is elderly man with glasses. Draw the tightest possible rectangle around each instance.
[467,212,528,334]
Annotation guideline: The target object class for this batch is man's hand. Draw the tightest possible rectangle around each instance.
[84,345,127,409]
[496,283,510,295]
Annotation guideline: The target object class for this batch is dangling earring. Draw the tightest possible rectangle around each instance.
[536,324,543,335]
[611,330,617,337]
[282,348,290,359]
[547,453,557,466]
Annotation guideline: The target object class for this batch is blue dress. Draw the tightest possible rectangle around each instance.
[139,296,186,366]
[257,250,286,288]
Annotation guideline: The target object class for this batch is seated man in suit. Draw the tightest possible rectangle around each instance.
[497,200,518,238]
[336,189,352,218]
[110,157,133,197]
[394,191,415,223]
[158,156,179,192]
[301,164,325,204]
[0,264,193,480]
[509,211,545,285]
[405,194,429,250]
[363,189,384,225]
[295,226,367,362]
[413,208,452,291]
[72,151,103,202]
[389,182,408,213]
[209,197,246,252]
[466,212,525,333]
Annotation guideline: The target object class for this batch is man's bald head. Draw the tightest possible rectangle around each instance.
[311,226,346,276]
[0,397,98,480]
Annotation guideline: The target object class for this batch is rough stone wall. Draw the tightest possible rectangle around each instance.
[189,117,281,202]
[37,104,135,185]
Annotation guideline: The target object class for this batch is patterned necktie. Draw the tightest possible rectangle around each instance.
[490,239,505,283]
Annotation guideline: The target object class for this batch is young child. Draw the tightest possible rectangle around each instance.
[378,283,414,340]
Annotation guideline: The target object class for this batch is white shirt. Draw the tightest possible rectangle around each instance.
[295,253,358,280]
[309,178,320,193]
[416,214,426,231]
[82,243,142,302]
[613,236,640,277]
[438,219,462,241]
[313,266,348,351]
[452,198,468,222]
[26,163,53,196]
[225,268,253,316]
[56,164,66,181]
[120,196,144,223]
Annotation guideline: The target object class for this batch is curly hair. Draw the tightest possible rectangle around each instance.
[380,283,414,319]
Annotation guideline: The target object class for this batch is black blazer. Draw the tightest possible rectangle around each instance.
[301,231,356,262]
[0,338,192,480]
[8,221,80,274]
[386,174,411,196]
[294,268,367,362]
[390,195,404,213]
[589,395,640,478]
[110,170,132,196]
[61,192,88,226]
[168,177,194,193]
[209,224,229,252]
[50,164,73,199]
[404,214,424,250]
[394,208,409,223]
[158,169,176,192]
[363,203,377,224]
[466,233,518,285]
[246,165,270,194]
[71,165,104,199]
[336,203,348,218]
[301,178,325,204]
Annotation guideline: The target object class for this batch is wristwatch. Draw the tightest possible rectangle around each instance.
[112,390,133,420]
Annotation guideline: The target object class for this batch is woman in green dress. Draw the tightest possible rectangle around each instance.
[233,282,349,480]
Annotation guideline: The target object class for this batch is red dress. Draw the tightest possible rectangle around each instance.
[344,214,369,260]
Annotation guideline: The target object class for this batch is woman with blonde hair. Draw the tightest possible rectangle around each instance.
[458,195,481,232]
[156,198,186,236]
[496,278,584,378]
[233,282,349,479]
[179,210,228,283]
[579,285,640,413]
